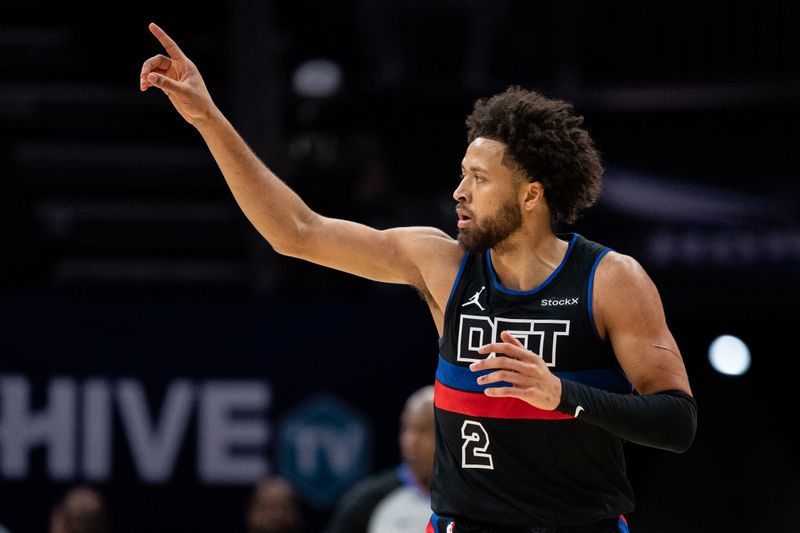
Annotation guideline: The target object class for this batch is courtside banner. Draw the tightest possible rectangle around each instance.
[0,290,434,530]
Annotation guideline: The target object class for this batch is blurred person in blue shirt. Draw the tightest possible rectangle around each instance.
[325,385,435,533]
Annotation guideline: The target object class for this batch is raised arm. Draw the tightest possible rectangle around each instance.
[140,23,461,306]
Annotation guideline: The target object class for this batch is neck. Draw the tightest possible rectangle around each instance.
[489,225,569,292]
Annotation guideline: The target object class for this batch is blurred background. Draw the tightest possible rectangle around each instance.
[1,1,798,532]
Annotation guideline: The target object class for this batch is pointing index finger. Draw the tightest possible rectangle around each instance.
[149,22,185,59]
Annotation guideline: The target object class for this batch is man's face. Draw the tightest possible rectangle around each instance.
[453,138,524,254]
[246,478,300,533]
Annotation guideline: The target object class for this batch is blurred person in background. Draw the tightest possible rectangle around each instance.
[141,22,696,533]
[325,385,434,533]
[50,486,109,533]
[246,476,303,533]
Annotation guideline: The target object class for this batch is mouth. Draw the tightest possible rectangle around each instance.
[456,209,472,229]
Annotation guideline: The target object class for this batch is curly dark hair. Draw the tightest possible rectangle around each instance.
[465,86,603,224]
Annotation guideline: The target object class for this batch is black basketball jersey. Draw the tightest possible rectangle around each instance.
[431,233,635,528]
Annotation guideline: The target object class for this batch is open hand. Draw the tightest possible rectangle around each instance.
[470,330,563,410]
[140,23,216,126]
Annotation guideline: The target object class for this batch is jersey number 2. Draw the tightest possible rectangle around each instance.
[461,420,494,469]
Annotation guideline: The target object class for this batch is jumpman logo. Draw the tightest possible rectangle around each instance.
[462,286,486,311]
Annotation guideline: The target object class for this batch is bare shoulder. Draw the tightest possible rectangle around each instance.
[386,226,461,262]
[592,251,665,337]
[592,251,691,395]
[386,226,464,277]
[385,226,463,304]
[594,251,656,293]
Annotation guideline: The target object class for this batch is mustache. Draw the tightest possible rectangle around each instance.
[455,204,473,217]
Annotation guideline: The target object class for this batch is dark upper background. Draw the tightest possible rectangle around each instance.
[1,1,798,532]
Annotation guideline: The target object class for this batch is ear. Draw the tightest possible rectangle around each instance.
[521,180,545,212]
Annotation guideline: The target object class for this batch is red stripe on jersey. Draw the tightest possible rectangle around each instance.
[434,380,573,420]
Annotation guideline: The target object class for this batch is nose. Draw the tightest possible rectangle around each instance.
[453,175,469,203]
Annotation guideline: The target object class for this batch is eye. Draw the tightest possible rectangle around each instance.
[457,173,486,183]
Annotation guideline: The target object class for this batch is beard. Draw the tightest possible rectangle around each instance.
[457,196,523,254]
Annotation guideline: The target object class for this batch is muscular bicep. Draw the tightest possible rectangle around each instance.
[594,253,692,396]
[284,214,461,306]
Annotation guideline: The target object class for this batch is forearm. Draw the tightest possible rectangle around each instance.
[195,107,315,254]
[555,379,698,453]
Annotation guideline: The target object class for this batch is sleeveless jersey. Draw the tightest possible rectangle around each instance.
[431,233,635,528]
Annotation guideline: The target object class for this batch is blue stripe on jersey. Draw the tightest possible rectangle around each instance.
[430,513,441,533]
[487,233,579,295]
[436,354,633,394]
[588,247,612,338]
[436,354,510,392]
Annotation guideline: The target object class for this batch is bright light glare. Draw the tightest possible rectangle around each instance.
[708,335,751,376]
[292,59,343,98]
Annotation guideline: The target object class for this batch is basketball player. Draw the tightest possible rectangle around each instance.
[140,23,697,533]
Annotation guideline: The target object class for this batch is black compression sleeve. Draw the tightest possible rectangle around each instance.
[555,379,698,453]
